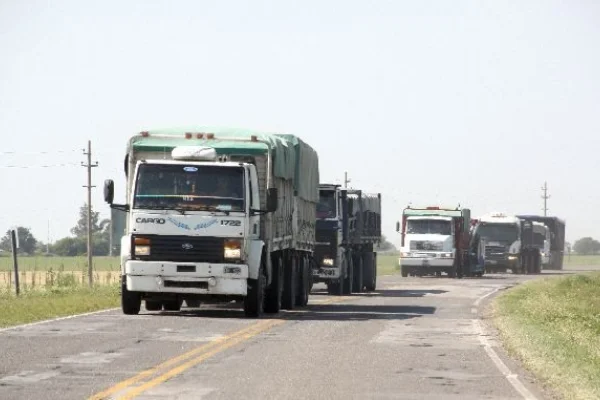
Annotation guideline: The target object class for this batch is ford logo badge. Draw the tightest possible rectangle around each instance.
[182,243,194,250]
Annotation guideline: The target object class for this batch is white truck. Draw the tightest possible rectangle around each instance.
[532,222,551,268]
[104,128,320,317]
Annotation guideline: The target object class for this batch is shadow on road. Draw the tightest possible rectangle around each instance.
[145,303,436,322]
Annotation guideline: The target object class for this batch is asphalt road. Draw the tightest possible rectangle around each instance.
[0,268,591,400]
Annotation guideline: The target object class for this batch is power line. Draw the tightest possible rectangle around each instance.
[0,149,79,155]
[82,140,98,287]
[541,181,550,216]
[0,163,80,168]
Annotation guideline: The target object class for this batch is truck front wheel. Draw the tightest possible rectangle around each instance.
[121,276,141,315]
[244,260,266,318]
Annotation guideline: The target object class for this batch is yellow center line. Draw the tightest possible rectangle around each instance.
[88,319,280,400]
[89,295,354,400]
[117,319,285,399]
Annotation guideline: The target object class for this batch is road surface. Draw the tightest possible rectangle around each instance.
[0,269,586,400]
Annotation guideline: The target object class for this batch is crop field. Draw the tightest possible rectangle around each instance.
[0,253,400,291]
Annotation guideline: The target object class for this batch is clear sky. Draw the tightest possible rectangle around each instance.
[1,0,599,247]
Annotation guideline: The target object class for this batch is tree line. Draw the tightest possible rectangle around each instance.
[0,203,118,256]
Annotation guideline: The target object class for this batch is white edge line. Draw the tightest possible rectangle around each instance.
[473,288,539,400]
[0,308,120,333]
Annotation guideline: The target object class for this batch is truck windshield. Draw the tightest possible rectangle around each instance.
[476,223,518,243]
[317,190,336,218]
[133,164,245,212]
[406,219,451,235]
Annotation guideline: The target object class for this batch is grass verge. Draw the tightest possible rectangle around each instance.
[563,254,600,266]
[0,284,120,328]
[493,273,600,400]
[377,253,399,276]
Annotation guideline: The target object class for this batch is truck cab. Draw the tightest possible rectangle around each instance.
[472,213,521,274]
[397,206,472,278]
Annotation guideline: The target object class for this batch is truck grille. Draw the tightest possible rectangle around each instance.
[315,229,337,263]
[410,241,443,251]
[133,235,224,263]
[485,245,507,260]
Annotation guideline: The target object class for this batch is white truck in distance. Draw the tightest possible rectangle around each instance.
[104,128,320,318]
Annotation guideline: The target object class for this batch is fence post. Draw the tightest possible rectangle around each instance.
[10,229,20,296]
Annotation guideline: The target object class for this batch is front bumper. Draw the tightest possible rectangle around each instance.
[484,257,518,269]
[124,260,248,295]
[400,257,454,268]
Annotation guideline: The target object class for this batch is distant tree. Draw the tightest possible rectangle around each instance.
[0,227,38,254]
[71,203,103,238]
[573,237,600,255]
[51,237,86,256]
[377,234,398,252]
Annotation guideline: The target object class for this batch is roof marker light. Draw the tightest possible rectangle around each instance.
[207,133,215,139]
[185,132,192,139]
[140,131,149,137]
[196,133,204,139]
[250,135,258,142]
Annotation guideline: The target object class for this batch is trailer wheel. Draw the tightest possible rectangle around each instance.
[244,257,266,318]
[342,251,353,295]
[295,255,310,307]
[145,300,162,311]
[364,252,376,291]
[265,254,283,313]
[352,252,364,293]
[121,276,141,315]
[282,252,296,309]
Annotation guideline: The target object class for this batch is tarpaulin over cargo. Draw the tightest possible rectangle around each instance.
[275,134,320,203]
[129,127,320,202]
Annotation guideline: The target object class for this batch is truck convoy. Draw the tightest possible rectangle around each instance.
[396,206,485,278]
[312,184,381,295]
[103,128,320,318]
[471,212,543,274]
[517,215,566,270]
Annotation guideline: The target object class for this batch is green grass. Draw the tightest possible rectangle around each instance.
[563,254,600,266]
[0,255,120,272]
[0,284,120,328]
[493,273,600,400]
[377,253,399,276]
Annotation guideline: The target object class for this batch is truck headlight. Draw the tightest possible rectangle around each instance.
[134,237,151,256]
[224,239,242,260]
[508,255,518,260]
[441,252,453,258]
[322,258,334,266]
[401,252,412,257]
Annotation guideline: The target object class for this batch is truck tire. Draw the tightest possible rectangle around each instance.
[342,252,353,295]
[145,300,162,311]
[264,254,283,313]
[163,299,183,311]
[352,252,364,293]
[295,255,310,307]
[401,265,409,277]
[244,258,266,318]
[185,299,201,308]
[282,252,296,310]
[364,252,376,291]
[121,276,141,315]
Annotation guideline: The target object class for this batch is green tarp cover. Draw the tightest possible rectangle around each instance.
[130,127,319,202]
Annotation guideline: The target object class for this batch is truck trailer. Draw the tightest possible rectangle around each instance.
[516,215,566,270]
[103,128,320,317]
[396,206,485,278]
[312,184,381,295]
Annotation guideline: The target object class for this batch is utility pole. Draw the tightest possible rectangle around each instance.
[344,171,351,188]
[82,140,98,286]
[541,181,550,216]
[108,219,113,257]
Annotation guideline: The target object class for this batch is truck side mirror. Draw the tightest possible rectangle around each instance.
[396,221,400,232]
[266,187,278,213]
[104,179,115,205]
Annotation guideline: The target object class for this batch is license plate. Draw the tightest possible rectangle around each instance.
[488,260,497,265]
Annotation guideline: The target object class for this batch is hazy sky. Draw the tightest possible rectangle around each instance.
[1,0,599,247]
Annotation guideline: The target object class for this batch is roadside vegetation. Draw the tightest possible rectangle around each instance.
[0,283,119,328]
[494,273,600,400]
[563,254,600,266]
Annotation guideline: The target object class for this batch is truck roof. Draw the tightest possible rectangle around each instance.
[478,213,520,224]
[403,208,465,218]
[129,127,320,203]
